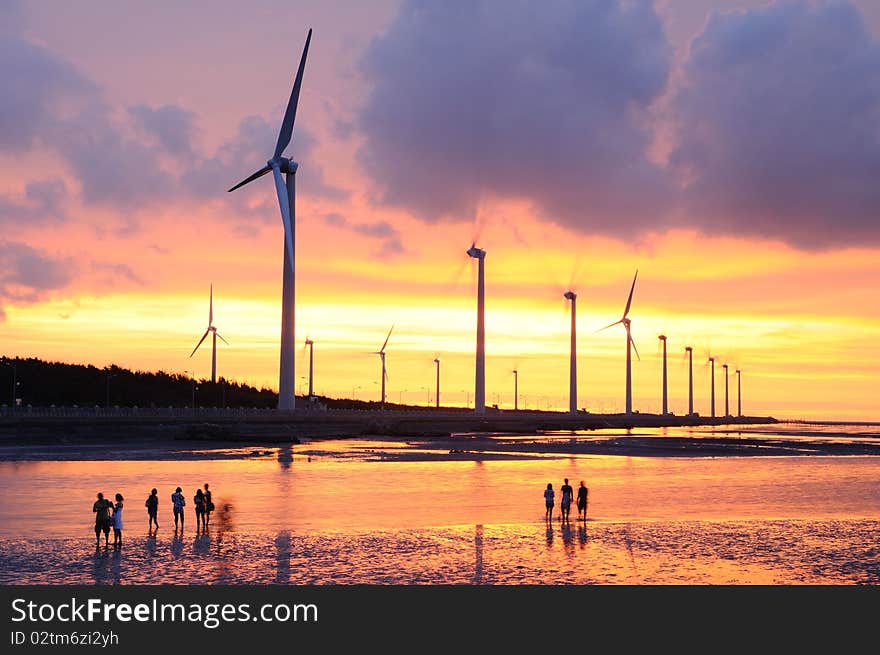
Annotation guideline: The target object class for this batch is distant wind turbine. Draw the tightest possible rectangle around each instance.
[564,291,578,414]
[304,338,314,399]
[658,334,668,415]
[227,29,312,411]
[708,355,716,418]
[433,357,440,409]
[723,363,730,417]
[512,369,519,411]
[467,243,486,414]
[374,326,393,409]
[685,346,694,416]
[190,284,228,384]
[736,368,742,417]
[599,271,640,415]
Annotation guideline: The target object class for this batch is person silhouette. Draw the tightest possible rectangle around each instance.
[544,483,555,521]
[194,488,207,531]
[577,480,589,521]
[171,487,186,531]
[145,488,159,532]
[203,483,214,525]
[93,492,113,547]
[560,478,574,522]
[111,493,124,547]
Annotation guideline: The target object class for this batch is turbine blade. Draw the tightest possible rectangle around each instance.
[190,329,210,357]
[227,165,272,193]
[630,334,641,361]
[623,269,638,318]
[380,325,394,353]
[272,165,295,265]
[596,319,623,333]
[209,284,213,326]
[216,332,229,346]
[274,28,312,160]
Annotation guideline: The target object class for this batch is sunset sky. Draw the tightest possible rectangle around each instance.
[2,0,879,419]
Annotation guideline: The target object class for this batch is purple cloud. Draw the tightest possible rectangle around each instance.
[669,0,880,248]
[357,0,673,231]
[0,240,74,318]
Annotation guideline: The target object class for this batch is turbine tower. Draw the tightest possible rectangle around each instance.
[512,369,518,411]
[658,335,668,415]
[600,271,640,415]
[564,291,577,414]
[304,338,314,398]
[374,326,393,410]
[190,284,228,384]
[227,29,312,411]
[723,363,730,417]
[685,346,694,416]
[708,356,716,418]
[736,368,742,417]
[434,357,440,409]
[467,244,486,414]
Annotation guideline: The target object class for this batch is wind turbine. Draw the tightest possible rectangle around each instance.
[512,369,519,411]
[564,291,578,414]
[433,357,440,409]
[467,243,486,414]
[736,368,742,417]
[723,363,730,417]
[304,338,314,399]
[599,271,640,415]
[685,346,694,416]
[707,356,716,418]
[658,334,668,415]
[374,326,393,409]
[227,29,312,411]
[190,284,228,384]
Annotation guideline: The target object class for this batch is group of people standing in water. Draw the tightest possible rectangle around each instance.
[543,478,588,522]
[92,483,215,547]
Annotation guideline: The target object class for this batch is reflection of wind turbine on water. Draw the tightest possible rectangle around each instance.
[190,284,228,384]
[227,29,312,411]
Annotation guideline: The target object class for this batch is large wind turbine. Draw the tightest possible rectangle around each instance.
[564,291,578,414]
[708,356,716,418]
[658,334,668,415]
[512,369,519,411]
[227,29,312,411]
[600,271,640,415]
[467,244,486,414]
[685,346,694,416]
[190,284,228,384]
[374,326,393,409]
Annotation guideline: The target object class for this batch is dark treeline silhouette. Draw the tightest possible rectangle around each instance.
[0,356,276,408]
[0,356,473,411]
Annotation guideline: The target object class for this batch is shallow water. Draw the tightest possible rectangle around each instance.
[1,432,879,584]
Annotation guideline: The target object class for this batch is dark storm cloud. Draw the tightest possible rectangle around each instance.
[357,0,674,231]
[666,0,880,249]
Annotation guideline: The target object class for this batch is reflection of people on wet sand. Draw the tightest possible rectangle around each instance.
[145,488,159,532]
[111,493,124,547]
[578,523,587,548]
[560,478,574,522]
[171,487,186,531]
[577,480,589,521]
[544,483,555,521]
[93,492,112,547]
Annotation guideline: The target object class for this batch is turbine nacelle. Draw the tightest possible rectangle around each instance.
[658,334,667,341]
[466,243,485,259]
[564,291,577,301]
[270,157,299,175]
